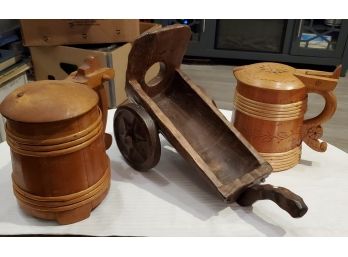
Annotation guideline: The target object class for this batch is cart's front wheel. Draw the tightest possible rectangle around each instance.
[113,103,161,171]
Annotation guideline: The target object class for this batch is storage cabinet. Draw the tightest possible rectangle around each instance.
[156,19,348,76]
[290,19,348,58]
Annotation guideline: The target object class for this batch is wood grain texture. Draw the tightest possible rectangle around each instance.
[232,63,339,171]
[114,103,161,171]
[0,58,113,224]
[116,24,307,217]
[237,184,308,218]
[181,64,348,153]
[67,56,115,149]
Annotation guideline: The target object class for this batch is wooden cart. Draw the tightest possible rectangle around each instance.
[113,25,308,218]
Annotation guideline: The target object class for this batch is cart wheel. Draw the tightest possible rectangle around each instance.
[113,103,161,171]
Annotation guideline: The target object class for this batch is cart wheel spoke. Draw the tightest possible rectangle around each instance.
[129,147,146,163]
[118,118,126,136]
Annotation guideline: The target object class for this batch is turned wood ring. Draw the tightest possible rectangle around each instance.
[113,103,161,171]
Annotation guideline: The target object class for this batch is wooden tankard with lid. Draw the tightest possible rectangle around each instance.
[0,57,114,224]
[232,62,340,171]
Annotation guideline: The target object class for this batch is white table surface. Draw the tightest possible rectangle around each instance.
[0,109,348,236]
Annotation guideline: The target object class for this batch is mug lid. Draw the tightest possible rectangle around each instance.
[233,62,305,90]
[0,80,98,123]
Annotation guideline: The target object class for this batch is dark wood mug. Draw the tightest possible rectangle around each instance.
[114,25,308,218]
[232,62,340,171]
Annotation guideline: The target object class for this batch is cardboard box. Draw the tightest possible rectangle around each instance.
[30,22,161,107]
[21,19,140,46]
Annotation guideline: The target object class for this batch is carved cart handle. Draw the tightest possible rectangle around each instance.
[294,65,341,152]
[237,184,308,218]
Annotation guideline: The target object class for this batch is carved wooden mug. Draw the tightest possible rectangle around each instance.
[232,62,340,171]
[0,57,114,224]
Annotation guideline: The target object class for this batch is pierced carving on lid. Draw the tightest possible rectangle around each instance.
[233,62,305,90]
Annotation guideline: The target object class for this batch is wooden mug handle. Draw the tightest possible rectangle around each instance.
[237,184,308,218]
[66,56,115,149]
[293,65,341,152]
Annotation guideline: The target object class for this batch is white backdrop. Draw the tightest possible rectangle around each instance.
[0,109,347,236]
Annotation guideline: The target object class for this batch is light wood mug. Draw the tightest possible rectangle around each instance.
[232,62,340,171]
[0,57,114,224]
